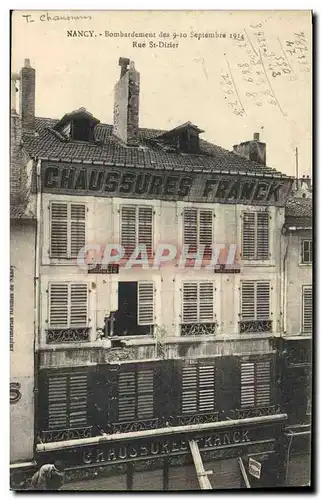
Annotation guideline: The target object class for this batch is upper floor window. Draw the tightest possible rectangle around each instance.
[302,285,312,334]
[48,282,88,329]
[240,360,271,409]
[118,370,154,422]
[301,240,312,264]
[120,205,153,257]
[50,202,86,259]
[242,211,269,260]
[181,363,216,414]
[10,266,14,352]
[183,208,213,256]
[181,281,216,335]
[240,281,271,333]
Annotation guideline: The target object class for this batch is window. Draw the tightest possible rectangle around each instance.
[10,266,14,351]
[242,211,269,260]
[301,240,312,264]
[240,361,271,409]
[181,364,216,414]
[121,205,153,257]
[50,202,86,258]
[240,281,271,333]
[49,282,88,328]
[47,373,88,430]
[71,118,93,142]
[181,281,216,335]
[113,281,154,336]
[183,208,213,256]
[118,370,154,422]
[302,286,312,334]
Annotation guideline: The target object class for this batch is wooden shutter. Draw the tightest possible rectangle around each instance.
[48,376,68,429]
[183,209,198,250]
[256,361,271,407]
[10,266,14,351]
[138,207,153,256]
[121,205,136,256]
[199,282,214,322]
[302,286,312,333]
[69,374,88,427]
[182,282,198,323]
[257,212,269,260]
[199,210,213,252]
[302,240,312,264]
[256,282,270,320]
[198,364,215,412]
[241,362,255,408]
[118,372,136,421]
[182,365,198,413]
[242,212,255,259]
[49,283,69,328]
[50,203,68,257]
[70,204,86,257]
[241,282,255,320]
[70,283,88,327]
[137,370,154,419]
[138,281,154,325]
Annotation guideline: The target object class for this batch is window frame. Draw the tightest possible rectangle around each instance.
[181,362,216,415]
[120,204,154,257]
[48,281,89,330]
[181,281,215,325]
[302,285,312,334]
[117,369,155,423]
[241,210,270,262]
[300,239,312,265]
[49,201,87,260]
[240,360,271,409]
[182,207,214,253]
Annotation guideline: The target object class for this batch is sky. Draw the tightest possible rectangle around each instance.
[11,10,312,177]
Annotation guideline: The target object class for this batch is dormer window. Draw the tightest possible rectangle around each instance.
[52,107,100,144]
[155,122,204,154]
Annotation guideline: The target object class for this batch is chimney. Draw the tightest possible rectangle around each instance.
[113,57,140,146]
[233,132,266,166]
[19,58,35,134]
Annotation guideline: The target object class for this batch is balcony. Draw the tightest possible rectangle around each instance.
[239,320,272,334]
[46,328,90,343]
[180,323,217,336]
[230,405,281,420]
[38,425,93,443]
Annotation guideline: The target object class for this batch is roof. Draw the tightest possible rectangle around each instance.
[284,197,312,229]
[22,117,291,178]
[10,205,36,220]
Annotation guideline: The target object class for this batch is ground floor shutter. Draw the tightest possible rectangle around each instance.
[168,464,199,490]
[287,453,311,487]
[207,458,242,490]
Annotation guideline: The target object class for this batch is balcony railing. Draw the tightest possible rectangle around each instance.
[38,426,93,443]
[108,418,159,433]
[239,320,272,334]
[46,328,90,343]
[180,323,217,336]
[169,412,219,426]
[231,405,281,419]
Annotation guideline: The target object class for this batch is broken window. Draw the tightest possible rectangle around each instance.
[113,281,154,336]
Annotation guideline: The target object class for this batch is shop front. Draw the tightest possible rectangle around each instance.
[35,414,286,491]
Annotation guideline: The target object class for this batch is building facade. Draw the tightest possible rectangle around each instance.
[10,57,312,490]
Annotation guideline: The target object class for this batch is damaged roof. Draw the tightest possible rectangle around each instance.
[22,117,291,178]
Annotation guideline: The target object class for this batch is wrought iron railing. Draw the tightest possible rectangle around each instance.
[231,405,281,420]
[108,418,159,433]
[239,320,272,334]
[180,322,217,336]
[169,412,219,426]
[46,328,90,343]
[38,426,92,443]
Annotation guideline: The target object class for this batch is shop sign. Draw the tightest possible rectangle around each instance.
[249,457,262,479]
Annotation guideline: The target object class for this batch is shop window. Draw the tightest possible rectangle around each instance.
[118,370,154,422]
[181,281,216,336]
[183,208,213,257]
[120,205,153,257]
[10,266,14,351]
[181,363,216,414]
[242,211,269,260]
[301,240,312,264]
[50,202,86,258]
[240,361,271,409]
[240,281,271,333]
[113,281,154,336]
[47,282,89,343]
[302,286,312,334]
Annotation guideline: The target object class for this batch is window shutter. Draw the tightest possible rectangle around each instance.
[137,370,154,419]
[242,213,255,259]
[302,240,312,264]
[256,282,270,320]
[302,286,312,333]
[49,283,69,328]
[70,283,88,327]
[198,365,215,412]
[199,210,213,247]
[137,281,154,325]
[121,206,136,256]
[10,266,14,351]
[241,282,255,320]
[48,376,68,429]
[256,361,270,407]
[257,212,269,260]
[183,209,198,250]
[241,362,255,408]
[199,282,214,322]
[70,204,86,257]
[50,203,68,258]
[182,282,198,323]
[182,366,198,413]
[138,207,153,256]
[69,374,88,427]
[118,372,136,422]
